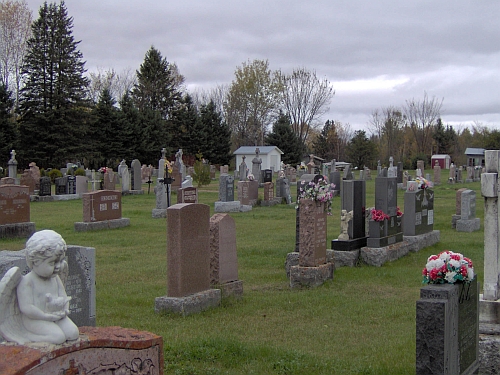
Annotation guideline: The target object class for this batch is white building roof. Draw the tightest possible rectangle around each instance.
[233,146,284,155]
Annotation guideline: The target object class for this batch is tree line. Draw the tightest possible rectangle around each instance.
[0,0,498,172]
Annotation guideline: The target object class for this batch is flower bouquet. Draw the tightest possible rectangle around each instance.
[296,176,335,214]
[415,176,432,190]
[371,209,389,222]
[422,250,474,284]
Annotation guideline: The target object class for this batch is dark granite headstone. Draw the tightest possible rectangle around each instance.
[219,174,234,202]
[55,176,68,195]
[263,169,273,183]
[39,176,52,196]
[67,175,77,194]
[403,188,434,236]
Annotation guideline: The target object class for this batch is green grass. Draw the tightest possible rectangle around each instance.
[0,173,485,374]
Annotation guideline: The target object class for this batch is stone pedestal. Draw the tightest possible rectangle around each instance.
[155,289,221,316]
[74,218,130,232]
[456,218,481,232]
[289,263,333,288]
[0,326,163,375]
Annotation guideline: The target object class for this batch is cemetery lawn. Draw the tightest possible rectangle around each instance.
[1,174,485,375]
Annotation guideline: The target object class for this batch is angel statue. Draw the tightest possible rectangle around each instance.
[0,230,79,344]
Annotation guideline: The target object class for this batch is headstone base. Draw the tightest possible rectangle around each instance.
[239,205,252,212]
[480,296,500,324]
[49,194,81,201]
[214,201,241,213]
[456,218,481,232]
[122,189,144,195]
[0,222,35,239]
[366,232,403,248]
[285,250,335,279]
[155,289,221,316]
[215,280,244,298]
[479,323,500,375]
[0,326,163,375]
[360,231,440,267]
[74,218,130,232]
[260,198,281,207]
[403,230,440,252]
[289,263,334,288]
[452,214,461,228]
[152,208,167,218]
[333,249,360,267]
[331,237,368,251]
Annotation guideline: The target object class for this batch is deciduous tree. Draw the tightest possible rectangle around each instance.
[277,67,334,149]
[0,0,32,107]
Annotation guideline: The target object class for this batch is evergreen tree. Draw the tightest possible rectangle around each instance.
[132,46,184,163]
[18,1,89,168]
[312,120,340,161]
[0,83,18,161]
[88,88,122,168]
[168,94,201,156]
[346,130,377,169]
[119,91,144,163]
[200,100,231,165]
[265,112,302,165]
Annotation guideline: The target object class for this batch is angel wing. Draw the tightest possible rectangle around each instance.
[0,267,29,344]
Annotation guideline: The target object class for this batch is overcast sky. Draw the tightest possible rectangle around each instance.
[25,0,500,133]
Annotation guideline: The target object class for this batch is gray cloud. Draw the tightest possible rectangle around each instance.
[25,0,500,131]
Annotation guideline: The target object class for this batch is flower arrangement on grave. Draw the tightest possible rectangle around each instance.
[415,176,432,190]
[296,176,335,215]
[422,250,475,284]
[396,206,403,217]
[165,160,173,175]
[371,209,389,222]
[98,167,108,174]
[247,173,255,181]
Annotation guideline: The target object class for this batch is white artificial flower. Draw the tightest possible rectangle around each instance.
[467,267,475,280]
[426,259,445,272]
[445,271,457,283]
[449,259,461,269]
[439,252,451,261]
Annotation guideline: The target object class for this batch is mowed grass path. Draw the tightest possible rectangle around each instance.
[0,173,485,374]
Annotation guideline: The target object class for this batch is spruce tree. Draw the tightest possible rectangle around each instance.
[265,112,303,165]
[119,92,144,163]
[132,46,184,164]
[200,100,231,165]
[168,94,201,157]
[88,88,122,168]
[0,83,18,161]
[18,1,89,168]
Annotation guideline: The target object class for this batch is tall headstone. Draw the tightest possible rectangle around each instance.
[367,175,403,247]
[387,156,397,178]
[131,159,142,191]
[7,149,17,180]
[39,176,51,196]
[158,149,166,181]
[121,166,130,193]
[209,213,243,297]
[102,170,117,190]
[75,175,88,195]
[218,174,234,202]
[239,156,248,181]
[434,160,442,185]
[28,162,41,190]
[19,169,36,194]
[276,177,292,204]
[416,160,425,176]
[449,163,457,183]
[331,180,367,250]
[251,148,262,185]
[237,181,250,206]
[118,160,127,177]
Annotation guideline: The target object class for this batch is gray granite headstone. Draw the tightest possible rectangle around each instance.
[460,189,476,220]
[0,245,96,327]
[39,177,51,196]
[416,278,479,375]
[131,159,142,191]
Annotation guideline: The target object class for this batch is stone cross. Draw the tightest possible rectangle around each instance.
[481,150,500,301]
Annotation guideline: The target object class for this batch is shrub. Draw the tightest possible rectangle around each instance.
[193,160,211,188]
[74,168,86,176]
[48,169,63,183]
